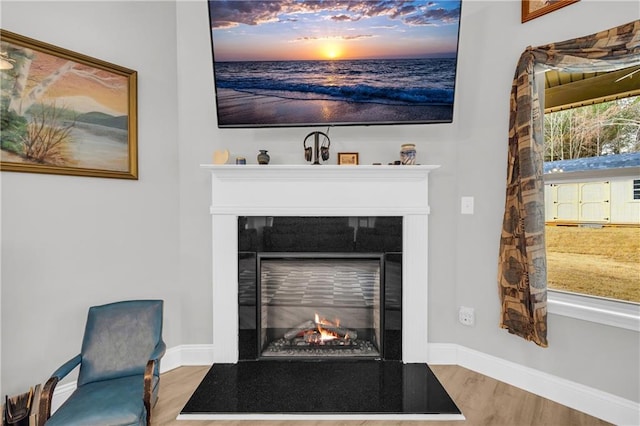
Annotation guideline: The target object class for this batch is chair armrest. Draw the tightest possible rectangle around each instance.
[150,340,166,362]
[38,354,81,426]
[51,354,82,379]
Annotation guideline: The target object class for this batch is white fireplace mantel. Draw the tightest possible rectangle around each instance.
[202,164,439,363]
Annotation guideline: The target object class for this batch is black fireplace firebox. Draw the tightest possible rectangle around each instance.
[259,253,383,358]
[238,216,402,361]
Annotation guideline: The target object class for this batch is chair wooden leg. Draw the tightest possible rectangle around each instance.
[38,377,58,426]
[144,360,155,426]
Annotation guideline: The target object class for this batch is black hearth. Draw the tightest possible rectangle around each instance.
[238,216,403,361]
[180,360,462,418]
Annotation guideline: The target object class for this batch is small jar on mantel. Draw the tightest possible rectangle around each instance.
[400,144,416,165]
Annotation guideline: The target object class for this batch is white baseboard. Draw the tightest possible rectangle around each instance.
[51,343,639,426]
[428,343,640,426]
[161,344,215,372]
[50,381,76,413]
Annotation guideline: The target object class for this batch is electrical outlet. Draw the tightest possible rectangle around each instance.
[459,306,475,326]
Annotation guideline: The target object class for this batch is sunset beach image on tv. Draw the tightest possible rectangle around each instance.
[208,0,462,128]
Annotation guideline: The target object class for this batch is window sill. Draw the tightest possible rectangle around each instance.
[548,290,640,332]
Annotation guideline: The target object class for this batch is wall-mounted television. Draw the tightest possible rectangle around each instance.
[207,0,462,128]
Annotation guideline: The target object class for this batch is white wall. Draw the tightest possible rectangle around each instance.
[1,1,181,396]
[1,0,638,406]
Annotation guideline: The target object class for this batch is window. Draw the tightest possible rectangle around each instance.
[542,69,640,329]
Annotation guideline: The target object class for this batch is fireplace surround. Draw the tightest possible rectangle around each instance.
[203,164,438,364]
[238,216,403,360]
[188,164,465,420]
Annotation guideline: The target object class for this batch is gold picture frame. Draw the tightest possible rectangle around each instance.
[522,0,580,23]
[337,152,359,165]
[0,30,138,179]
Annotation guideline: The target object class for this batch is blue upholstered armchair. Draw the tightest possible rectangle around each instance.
[39,300,166,426]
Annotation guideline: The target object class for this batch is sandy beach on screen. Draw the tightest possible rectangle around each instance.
[215,88,453,126]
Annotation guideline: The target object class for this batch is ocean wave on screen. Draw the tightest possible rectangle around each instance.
[216,79,453,105]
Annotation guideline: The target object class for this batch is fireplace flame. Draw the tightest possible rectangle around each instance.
[286,313,357,345]
[315,313,340,342]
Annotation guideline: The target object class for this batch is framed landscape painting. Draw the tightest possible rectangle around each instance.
[0,30,138,179]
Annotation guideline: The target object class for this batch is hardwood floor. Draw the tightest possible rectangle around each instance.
[151,365,611,426]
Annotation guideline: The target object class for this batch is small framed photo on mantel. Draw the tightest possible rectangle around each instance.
[522,0,580,23]
[338,152,359,165]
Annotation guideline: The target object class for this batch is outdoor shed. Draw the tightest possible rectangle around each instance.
[544,152,640,225]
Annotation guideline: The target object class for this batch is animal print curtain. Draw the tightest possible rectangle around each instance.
[498,20,640,347]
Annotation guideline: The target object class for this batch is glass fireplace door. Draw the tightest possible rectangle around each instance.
[258,254,383,359]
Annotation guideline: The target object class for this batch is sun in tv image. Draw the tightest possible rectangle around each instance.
[208,0,462,128]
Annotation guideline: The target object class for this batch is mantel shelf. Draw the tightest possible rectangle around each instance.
[201,164,440,181]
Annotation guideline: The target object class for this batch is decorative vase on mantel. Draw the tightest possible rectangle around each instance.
[257,150,270,165]
[400,144,416,165]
